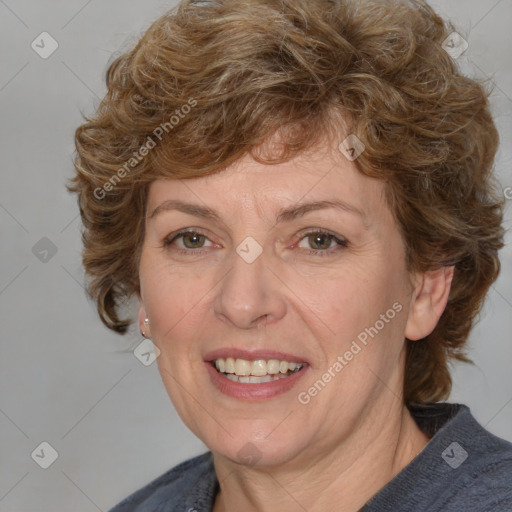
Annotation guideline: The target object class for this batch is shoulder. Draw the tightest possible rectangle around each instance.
[108,452,218,512]
[440,407,512,511]
[363,403,512,512]
[416,403,512,511]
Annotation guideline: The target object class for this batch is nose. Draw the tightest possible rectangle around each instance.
[212,247,287,330]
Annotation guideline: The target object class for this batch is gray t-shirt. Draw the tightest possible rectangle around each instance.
[109,403,512,511]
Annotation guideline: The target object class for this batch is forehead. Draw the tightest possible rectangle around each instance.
[146,147,386,223]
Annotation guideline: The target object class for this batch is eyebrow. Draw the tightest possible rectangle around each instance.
[149,199,366,224]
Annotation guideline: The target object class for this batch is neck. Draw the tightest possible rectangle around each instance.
[212,402,429,512]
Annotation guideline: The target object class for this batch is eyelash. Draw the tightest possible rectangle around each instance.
[163,229,348,257]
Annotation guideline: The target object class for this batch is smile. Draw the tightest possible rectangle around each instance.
[205,352,309,400]
[212,357,304,383]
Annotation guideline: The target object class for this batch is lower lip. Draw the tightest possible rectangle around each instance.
[205,362,309,401]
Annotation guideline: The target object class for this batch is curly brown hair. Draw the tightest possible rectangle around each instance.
[69,0,505,404]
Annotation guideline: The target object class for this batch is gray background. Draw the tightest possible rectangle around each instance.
[1,1,511,510]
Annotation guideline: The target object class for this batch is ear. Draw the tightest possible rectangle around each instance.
[405,266,454,341]
[138,303,151,338]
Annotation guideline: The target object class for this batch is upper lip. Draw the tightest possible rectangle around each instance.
[204,348,308,364]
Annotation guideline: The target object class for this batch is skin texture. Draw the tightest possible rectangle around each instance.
[138,141,454,511]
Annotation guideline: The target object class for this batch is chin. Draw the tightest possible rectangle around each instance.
[207,426,310,468]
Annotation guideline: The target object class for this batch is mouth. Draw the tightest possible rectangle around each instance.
[211,357,304,383]
[204,350,309,400]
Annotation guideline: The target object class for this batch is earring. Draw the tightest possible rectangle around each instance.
[140,318,150,338]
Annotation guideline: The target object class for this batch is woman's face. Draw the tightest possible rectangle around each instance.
[139,143,421,467]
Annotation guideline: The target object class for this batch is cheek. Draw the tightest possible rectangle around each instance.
[319,264,386,317]
[312,259,409,352]
[139,256,211,341]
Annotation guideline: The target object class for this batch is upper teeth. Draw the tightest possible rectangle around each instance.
[214,358,303,376]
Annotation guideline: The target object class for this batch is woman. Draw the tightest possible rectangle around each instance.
[70,0,512,510]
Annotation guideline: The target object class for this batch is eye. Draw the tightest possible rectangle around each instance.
[162,228,347,257]
[164,230,214,252]
[297,229,348,254]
